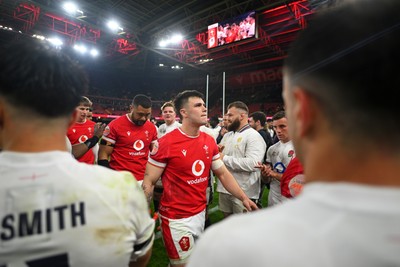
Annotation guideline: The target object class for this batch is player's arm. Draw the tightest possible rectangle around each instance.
[268,170,283,181]
[71,122,106,159]
[213,159,258,211]
[98,139,114,168]
[142,163,164,207]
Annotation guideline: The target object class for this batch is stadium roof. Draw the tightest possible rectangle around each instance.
[1,0,338,101]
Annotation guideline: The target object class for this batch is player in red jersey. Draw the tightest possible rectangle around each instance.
[67,96,98,164]
[98,94,157,182]
[142,90,258,267]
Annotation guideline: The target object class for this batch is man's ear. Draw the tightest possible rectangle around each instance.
[180,108,187,119]
[292,88,318,138]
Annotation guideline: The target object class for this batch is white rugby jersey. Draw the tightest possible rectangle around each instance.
[266,140,295,206]
[217,125,266,199]
[0,151,154,267]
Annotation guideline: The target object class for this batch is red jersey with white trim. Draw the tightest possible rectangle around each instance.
[102,114,157,181]
[148,128,220,219]
[67,119,96,164]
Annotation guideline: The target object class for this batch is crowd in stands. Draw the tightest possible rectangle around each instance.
[88,84,283,120]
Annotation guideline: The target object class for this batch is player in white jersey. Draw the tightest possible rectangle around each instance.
[0,38,154,267]
[217,101,266,217]
[188,1,400,266]
[259,111,294,206]
[157,101,181,138]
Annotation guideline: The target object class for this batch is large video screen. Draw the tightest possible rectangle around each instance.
[207,11,257,49]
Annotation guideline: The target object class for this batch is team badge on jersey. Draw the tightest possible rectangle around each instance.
[191,160,205,176]
[133,140,145,151]
[78,135,88,143]
[203,145,210,159]
[288,150,295,158]
[179,236,190,251]
[150,140,159,155]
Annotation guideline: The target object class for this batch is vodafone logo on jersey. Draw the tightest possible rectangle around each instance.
[133,140,145,151]
[191,160,205,176]
[78,135,88,143]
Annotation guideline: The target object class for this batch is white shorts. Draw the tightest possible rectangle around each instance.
[159,210,205,265]
[219,192,252,214]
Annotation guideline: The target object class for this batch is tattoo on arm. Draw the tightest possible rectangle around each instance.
[142,183,153,206]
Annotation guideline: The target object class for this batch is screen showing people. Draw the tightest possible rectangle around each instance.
[208,11,256,49]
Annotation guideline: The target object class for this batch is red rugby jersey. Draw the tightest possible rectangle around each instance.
[102,114,157,181]
[67,119,96,164]
[148,128,219,219]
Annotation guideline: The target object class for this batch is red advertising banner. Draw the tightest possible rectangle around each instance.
[228,67,282,87]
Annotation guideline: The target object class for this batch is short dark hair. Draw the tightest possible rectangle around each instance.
[227,101,249,114]
[173,90,204,120]
[0,38,87,118]
[272,111,286,121]
[284,0,400,148]
[132,94,152,109]
[249,111,266,126]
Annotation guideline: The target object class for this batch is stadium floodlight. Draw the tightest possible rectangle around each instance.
[170,34,183,43]
[159,40,168,47]
[90,48,99,57]
[107,20,123,32]
[158,33,183,47]
[47,37,63,47]
[62,2,85,17]
[62,2,78,14]
[74,44,87,54]
[32,34,46,40]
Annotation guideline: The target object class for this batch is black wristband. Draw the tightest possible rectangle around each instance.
[97,159,110,168]
[84,136,99,149]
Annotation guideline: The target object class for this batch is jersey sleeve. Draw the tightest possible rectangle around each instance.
[102,119,118,144]
[147,135,169,168]
[210,136,220,161]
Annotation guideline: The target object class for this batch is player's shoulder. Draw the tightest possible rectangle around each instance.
[246,127,262,137]
[144,120,157,132]
[109,114,127,125]
[158,128,178,143]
